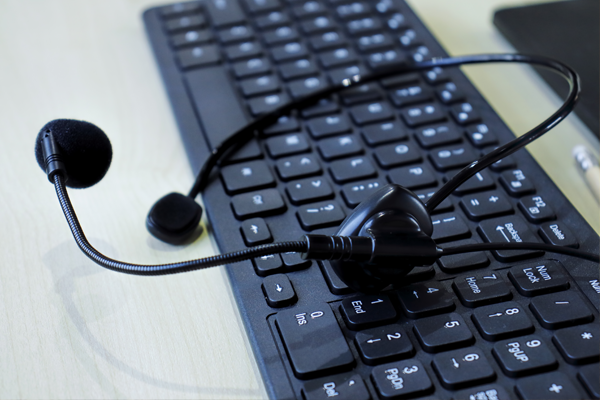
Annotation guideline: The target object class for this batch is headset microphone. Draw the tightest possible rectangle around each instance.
[34,55,600,293]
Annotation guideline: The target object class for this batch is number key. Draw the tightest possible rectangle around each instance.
[397,282,454,319]
[355,325,414,365]
[413,313,473,352]
[432,347,496,389]
[472,301,534,340]
[492,335,557,377]
[340,294,396,330]
[371,360,432,399]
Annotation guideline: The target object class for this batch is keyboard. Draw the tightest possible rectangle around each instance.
[142,1,600,398]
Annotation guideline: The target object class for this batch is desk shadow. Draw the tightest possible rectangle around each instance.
[43,240,260,398]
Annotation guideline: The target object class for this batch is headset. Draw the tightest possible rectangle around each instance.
[35,53,599,293]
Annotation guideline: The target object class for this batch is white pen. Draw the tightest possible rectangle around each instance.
[573,145,600,203]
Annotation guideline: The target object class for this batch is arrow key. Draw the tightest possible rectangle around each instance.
[262,274,297,308]
[241,218,272,246]
[355,325,414,365]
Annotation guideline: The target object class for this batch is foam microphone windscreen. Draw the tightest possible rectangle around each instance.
[35,119,113,188]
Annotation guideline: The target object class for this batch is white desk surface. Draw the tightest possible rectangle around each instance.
[0,0,597,398]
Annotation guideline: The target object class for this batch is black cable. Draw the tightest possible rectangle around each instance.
[187,54,580,214]
[441,242,599,263]
[54,174,307,276]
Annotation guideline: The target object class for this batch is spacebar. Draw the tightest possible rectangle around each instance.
[184,66,249,149]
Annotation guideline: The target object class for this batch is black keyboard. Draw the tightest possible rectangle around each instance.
[142,1,600,398]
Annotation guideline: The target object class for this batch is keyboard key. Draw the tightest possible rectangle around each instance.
[329,156,377,183]
[371,360,432,399]
[346,17,383,35]
[265,133,310,157]
[446,169,495,195]
[253,254,284,276]
[263,115,300,136]
[262,274,297,307]
[578,364,600,398]
[301,15,336,35]
[492,335,557,377]
[397,282,455,319]
[389,83,432,107]
[292,1,327,19]
[160,3,202,18]
[553,324,600,365]
[286,177,333,204]
[327,64,367,84]
[297,200,346,230]
[518,195,556,223]
[307,114,352,138]
[429,145,478,171]
[231,188,287,219]
[466,123,498,148]
[432,347,495,389]
[341,179,386,207]
[281,251,311,270]
[388,163,438,190]
[356,32,394,52]
[165,15,206,32]
[507,260,570,297]
[459,190,513,221]
[217,24,254,44]
[355,325,414,365]
[225,41,263,61]
[478,216,543,262]
[170,29,213,48]
[413,313,474,353]
[232,57,272,78]
[452,272,512,308]
[264,25,299,45]
[310,30,347,51]
[279,58,319,80]
[339,83,382,105]
[437,239,489,272]
[336,2,371,20]
[538,222,579,248]
[303,373,370,400]
[340,294,397,330]
[472,301,534,341]
[367,49,407,71]
[414,122,462,149]
[277,305,354,379]
[515,372,583,400]
[499,169,536,196]
[320,260,353,295]
[452,385,512,400]
[451,102,481,125]
[400,103,446,127]
[374,142,422,168]
[431,213,470,243]
[435,81,466,104]
[530,291,593,329]
[176,45,221,69]
[276,154,321,180]
[301,97,340,118]
[349,101,394,125]
[204,0,246,27]
[271,42,309,62]
[239,74,280,97]
[288,75,328,99]
[318,135,363,160]
[361,121,408,146]
[241,217,272,245]
[415,189,454,213]
[242,0,281,14]
[248,92,291,115]
[220,160,275,194]
[255,11,290,29]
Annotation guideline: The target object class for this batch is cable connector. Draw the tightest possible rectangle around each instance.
[301,233,442,267]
